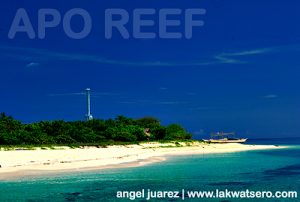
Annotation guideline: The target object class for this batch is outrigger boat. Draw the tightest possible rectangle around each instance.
[203,132,247,143]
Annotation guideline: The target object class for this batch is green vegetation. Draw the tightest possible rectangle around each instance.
[0,113,192,146]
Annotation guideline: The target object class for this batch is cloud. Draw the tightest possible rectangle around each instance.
[263,94,278,99]
[25,62,40,68]
[215,48,271,64]
[193,129,205,135]
[157,101,184,105]
[214,55,241,64]
[48,92,85,97]
[186,92,198,96]
[189,106,221,111]
[223,49,270,56]
[0,46,272,67]
[119,99,188,105]
[48,92,122,97]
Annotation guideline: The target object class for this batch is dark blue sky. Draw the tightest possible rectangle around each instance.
[1,0,300,138]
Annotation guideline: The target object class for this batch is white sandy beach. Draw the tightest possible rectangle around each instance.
[0,142,284,179]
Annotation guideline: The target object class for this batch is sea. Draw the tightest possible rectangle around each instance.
[0,138,299,202]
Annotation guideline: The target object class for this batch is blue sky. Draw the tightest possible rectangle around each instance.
[1,0,300,138]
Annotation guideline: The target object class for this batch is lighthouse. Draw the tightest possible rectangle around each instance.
[85,88,93,121]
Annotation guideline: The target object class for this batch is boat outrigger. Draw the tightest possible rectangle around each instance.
[203,132,247,143]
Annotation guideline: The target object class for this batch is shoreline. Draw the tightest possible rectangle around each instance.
[0,142,286,180]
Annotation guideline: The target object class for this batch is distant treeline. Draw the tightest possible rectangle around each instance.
[0,113,192,145]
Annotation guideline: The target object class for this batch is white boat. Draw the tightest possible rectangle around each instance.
[203,132,247,143]
[203,138,248,143]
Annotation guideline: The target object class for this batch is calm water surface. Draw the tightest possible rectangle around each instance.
[0,138,299,202]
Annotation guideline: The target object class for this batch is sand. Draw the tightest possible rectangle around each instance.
[0,142,284,179]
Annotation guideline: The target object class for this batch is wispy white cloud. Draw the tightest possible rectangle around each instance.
[223,49,270,56]
[119,99,188,105]
[193,129,205,135]
[189,106,221,111]
[25,62,40,68]
[159,87,168,91]
[263,94,278,99]
[0,46,273,67]
[186,92,198,96]
[214,48,271,64]
[214,55,241,64]
[48,92,122,97]
[158,101,185,105]
[48,92,85,97]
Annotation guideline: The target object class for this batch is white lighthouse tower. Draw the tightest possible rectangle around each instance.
[85,88,93,121]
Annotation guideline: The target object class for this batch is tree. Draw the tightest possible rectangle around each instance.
[106,126,137,142]
[136,117,160,128]
[0,112,7,120]
[165,124,191,140]
[0,112,192,145]
[115,115,136,125]
[151,125,167,140]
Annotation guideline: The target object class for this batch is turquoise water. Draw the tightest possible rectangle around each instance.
[0,139,300,202]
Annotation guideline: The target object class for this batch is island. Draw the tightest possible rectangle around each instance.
[0,113,282,179]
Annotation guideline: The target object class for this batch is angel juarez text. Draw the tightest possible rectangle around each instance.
[116,189,181,201]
